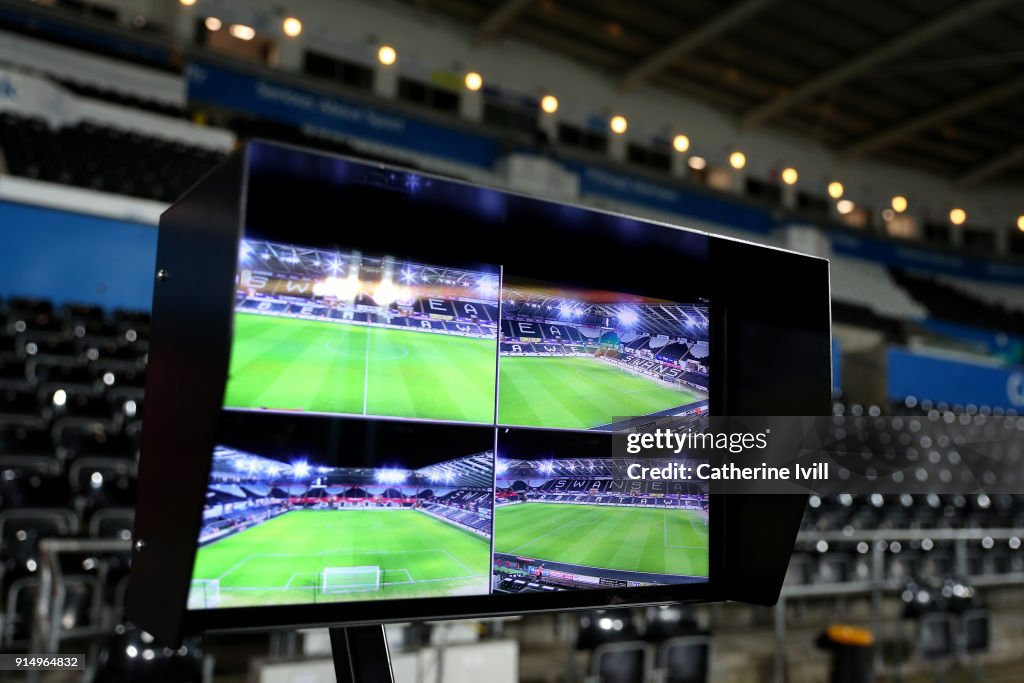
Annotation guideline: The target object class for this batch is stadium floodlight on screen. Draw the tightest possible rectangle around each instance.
[127,141,832,643]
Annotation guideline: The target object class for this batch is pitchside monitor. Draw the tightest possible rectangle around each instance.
[128,142,832,642]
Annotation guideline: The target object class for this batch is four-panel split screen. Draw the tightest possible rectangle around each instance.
[188,238,712,609]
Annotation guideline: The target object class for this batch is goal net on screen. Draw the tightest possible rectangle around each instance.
[320,566,382,594]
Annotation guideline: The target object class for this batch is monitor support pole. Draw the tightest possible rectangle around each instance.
[329,625,396,683]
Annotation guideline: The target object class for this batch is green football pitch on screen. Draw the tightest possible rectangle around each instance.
[190,510,490,607]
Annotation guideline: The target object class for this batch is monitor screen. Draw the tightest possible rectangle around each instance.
[189,239,711,609]
[128,143,831,641]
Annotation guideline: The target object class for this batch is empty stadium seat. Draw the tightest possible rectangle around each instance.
[829,256,928,321]
[587,641,651,683]
[0,457,70,509]
[0,113,224,203]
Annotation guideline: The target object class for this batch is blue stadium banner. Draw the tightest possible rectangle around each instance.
[887,347,1024,410]
[569,163,774,234]
[185,62,503,168]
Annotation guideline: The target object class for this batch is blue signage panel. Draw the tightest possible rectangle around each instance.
[572,163,774,234]
[0,200,156,311]
[887,347,1024,410]
[185,62,502,168]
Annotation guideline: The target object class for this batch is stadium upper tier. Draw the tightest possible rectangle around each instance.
[0,112,224,203]
[829,255,929,321]
[208,446,495,488]
[501,298,709,342]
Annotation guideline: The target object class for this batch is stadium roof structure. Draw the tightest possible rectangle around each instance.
[502,289,708,340]
[238,238,499,292]
[211,446,494,487]
[402,0,1024,184]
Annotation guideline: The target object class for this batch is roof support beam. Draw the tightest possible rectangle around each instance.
[739,0,1015,129]
[839,74,1024,159]
[475,0,533,44]
[956,144,1024,187]
[619,0,776,91]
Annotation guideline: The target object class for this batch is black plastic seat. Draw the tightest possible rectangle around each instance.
[0,424,54,458]
[0,388,45,427]
[70,458,138,513]
[88,507,134,540]
[0,358,30,388]
[49,388,115,432]
[0,457,70,509]
[58,424,136,460]
[0,508,79,580]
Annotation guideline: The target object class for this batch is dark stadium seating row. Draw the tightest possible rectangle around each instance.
[500,304,710,341]
[54,77,187,119]
[0,113,223,203]
[237,298,498,336]
[891,269,1024,336]
[0,298,145,649]
[801,492,1024,533]
[419,503,491,534]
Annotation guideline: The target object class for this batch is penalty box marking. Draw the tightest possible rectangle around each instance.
[216,547,486,583]
[224,569,481,593]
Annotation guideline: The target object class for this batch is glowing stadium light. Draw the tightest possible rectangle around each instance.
[400,268,416,284]
[313,274,361,300]
[949,207,967,225]
[827,181,844,199]
[292,461,311,478]
[891,195,908,213]
[618,309,639,325]
[229,24,255,40]
[464,72,483,91]
[477,278,498,298]
[729,151,746,170]
[559,303,573,317]
[326,258,343,275]
[238,240,252,262]
[781,167,799,185]
[495,461,508,474]
[376,468,408,484]
[378,45,397,66]
[282,17,302,37]
[373,279,399,306]
[540,95,559,114]
[204,16,222,31]
[672,134,690,153]
[540,461,555,474]
[609,115,628,134]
